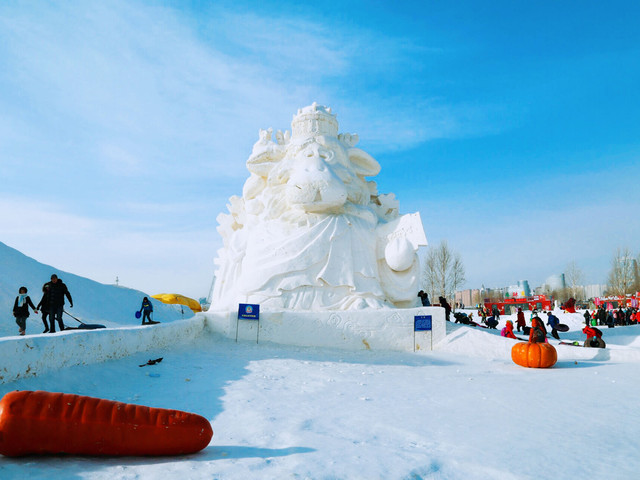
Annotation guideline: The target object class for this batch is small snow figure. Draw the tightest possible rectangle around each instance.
[501,320,517,339]
[13,286,38,336]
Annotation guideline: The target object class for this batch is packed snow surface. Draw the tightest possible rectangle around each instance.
[2,317,640,479]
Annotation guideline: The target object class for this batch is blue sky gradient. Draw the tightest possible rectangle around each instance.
[1,0,639,298]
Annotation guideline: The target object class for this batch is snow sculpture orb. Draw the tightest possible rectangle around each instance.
[209,103,427,311]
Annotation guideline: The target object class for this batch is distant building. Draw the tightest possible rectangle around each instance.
[583,284,607,299]
[455,289,480,307]
[544,274,566,291]
[505,280,531,298]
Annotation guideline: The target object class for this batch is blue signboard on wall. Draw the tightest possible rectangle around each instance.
[414,315,432,331]
[238,303,260,320]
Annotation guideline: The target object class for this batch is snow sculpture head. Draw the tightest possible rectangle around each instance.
[210,103,427,311]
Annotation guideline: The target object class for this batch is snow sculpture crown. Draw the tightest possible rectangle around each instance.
[291,102,338,140]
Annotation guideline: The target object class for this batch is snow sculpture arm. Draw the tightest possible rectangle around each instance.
[376,213,427,307]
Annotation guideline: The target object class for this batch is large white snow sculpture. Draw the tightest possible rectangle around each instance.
[210,103,427,311]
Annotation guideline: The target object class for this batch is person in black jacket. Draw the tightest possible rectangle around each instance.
[46,274,73,333]
[417,290,431,307]
[439,296,452,321]
[140,297,158,325]
[36,283,51,333]
[13,286,38,336]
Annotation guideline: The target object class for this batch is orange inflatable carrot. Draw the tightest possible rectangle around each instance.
[0,390,213,457]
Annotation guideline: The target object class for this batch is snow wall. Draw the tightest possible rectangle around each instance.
[1,307,446,384]
[202,306,446,352]
[0,317,205,384]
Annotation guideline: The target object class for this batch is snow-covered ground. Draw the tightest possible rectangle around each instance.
[3,245,640,478]
[2,314,640,479]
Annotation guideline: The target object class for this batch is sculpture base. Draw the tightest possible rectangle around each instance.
[201,307,446,352]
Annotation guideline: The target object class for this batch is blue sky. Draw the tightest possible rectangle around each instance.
[1,0,639,299]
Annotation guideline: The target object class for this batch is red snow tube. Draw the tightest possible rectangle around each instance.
[0,390,213,457]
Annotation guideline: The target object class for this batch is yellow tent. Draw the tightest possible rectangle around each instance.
[152,293,203,312]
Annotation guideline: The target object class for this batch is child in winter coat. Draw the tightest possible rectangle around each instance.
[12,286,38,336]
[501,320,517,339]
[139,297,159,325]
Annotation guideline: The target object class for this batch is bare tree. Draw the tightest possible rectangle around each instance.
[606,247,637,296]
[565,260,585,300]
[422,240,466,303]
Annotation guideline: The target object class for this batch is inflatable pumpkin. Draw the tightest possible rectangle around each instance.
[511,341,557,368]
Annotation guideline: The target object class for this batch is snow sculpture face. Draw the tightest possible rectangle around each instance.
[210,103,427,311]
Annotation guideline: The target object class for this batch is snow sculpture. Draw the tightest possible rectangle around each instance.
[210,103,427,311]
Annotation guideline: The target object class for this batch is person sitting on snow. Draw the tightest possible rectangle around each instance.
[501,320,517,339]
[583,325,606,348]
[529,317,547,343]
[546,312,561,340]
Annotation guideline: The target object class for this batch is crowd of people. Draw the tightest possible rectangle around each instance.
[12,274,73,336]
[584,306,639,328]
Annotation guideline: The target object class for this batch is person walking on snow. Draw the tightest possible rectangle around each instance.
[13,286,38,336]
[546,311,561,340]
[46,274,73,333]
[516,308,526,332]
[36,283,51,333]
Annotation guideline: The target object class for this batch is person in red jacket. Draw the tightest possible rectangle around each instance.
[516,308,526,332]
[529,316,547,343]
[501,320,517,339]
[583,325,606,348]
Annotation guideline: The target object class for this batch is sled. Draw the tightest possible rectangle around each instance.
[559,341,582,347]
[63,310,106,330]
[556,324,569,332]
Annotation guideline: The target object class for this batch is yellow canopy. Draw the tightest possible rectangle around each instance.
[152,293,202,312]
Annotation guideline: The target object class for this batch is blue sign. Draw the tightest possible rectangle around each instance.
[238,303,260,320]
[414,315,432,331]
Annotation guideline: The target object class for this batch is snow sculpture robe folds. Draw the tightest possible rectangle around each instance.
[210,103,427,311]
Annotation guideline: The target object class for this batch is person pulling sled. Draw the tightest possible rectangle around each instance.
[140,297,159,325]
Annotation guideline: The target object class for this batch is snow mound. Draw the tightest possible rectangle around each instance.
[0,241,190,338]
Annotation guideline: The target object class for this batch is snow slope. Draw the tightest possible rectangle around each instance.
[0,241,191,338]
